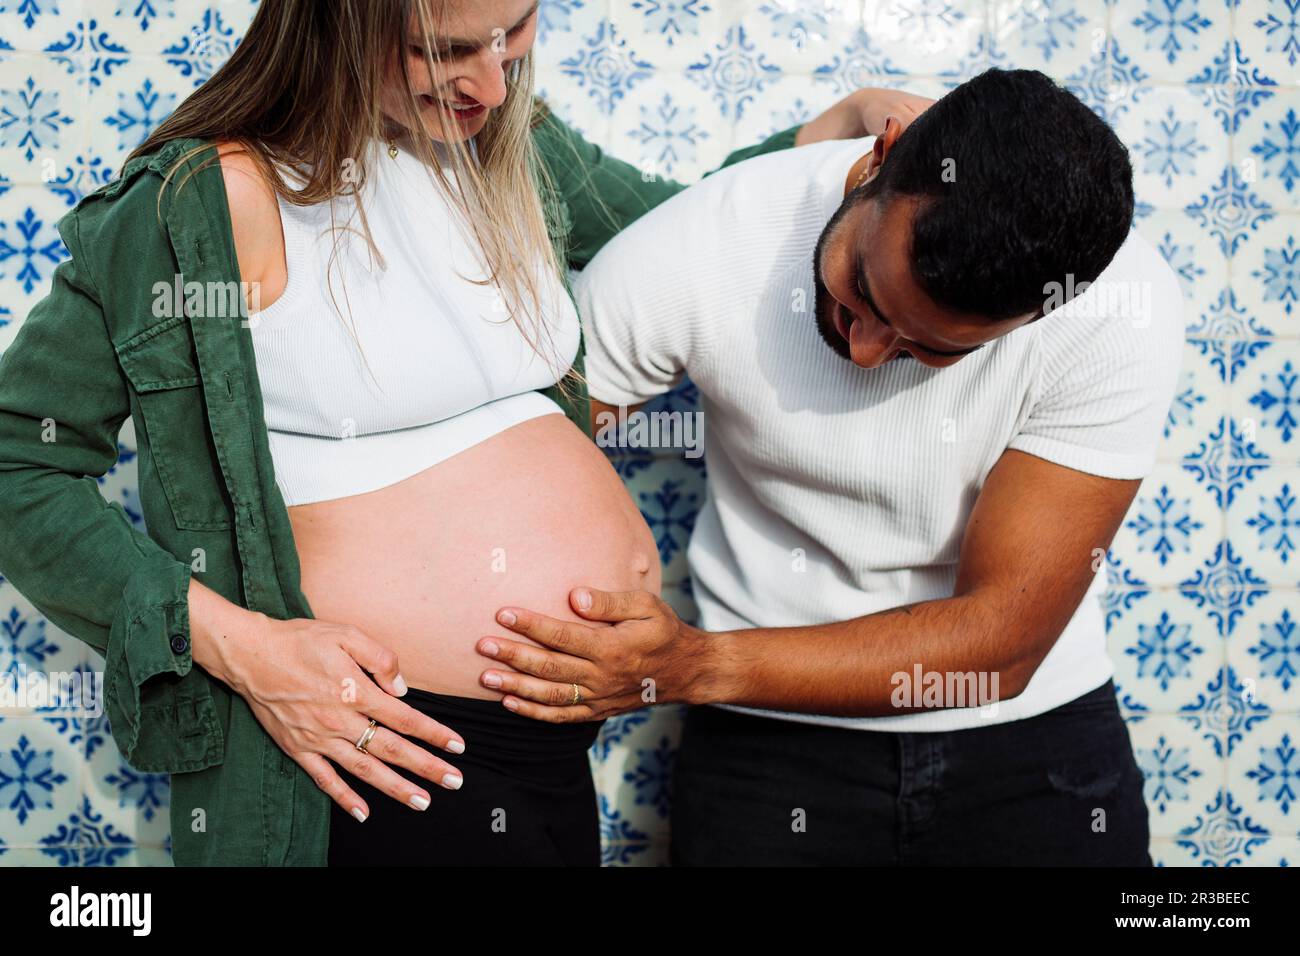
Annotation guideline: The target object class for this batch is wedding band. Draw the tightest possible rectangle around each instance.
[571,683,582,705]
[355,719,379,754]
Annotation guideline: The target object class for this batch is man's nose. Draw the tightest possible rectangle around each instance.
[852,319,901,368]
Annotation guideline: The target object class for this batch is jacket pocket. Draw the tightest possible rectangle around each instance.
[115,317,233,530]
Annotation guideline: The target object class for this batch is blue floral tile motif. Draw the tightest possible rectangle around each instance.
[630,0,711,46]
[622,734,674,819]
[1104,554,1151,630]
[101,762,168,824]
[1166,367,1207,438]
[598,793,651,862]
[1249,607,1299,691]
[1251,107,1300,195]
[77,692,116,762]
[0,734,68,825]
[7,0,61,32]
[937,32,1010,86]
[1179,543,1269,637]
[1177,790,1269,866]
[592,709,652,761]
[1246,733,1297,815]
[1248,361,1300,447]
[1190,41,1276,134]
[1,606,56,678]
[1137,734,1204,814]
[1182,417,1267,508]
[1251,1,1300,69]
[114,0,176,33]
[1245,482,1298,563]
[1068,37,1149,122]
[1253,236,1300,316]
[996,0,1089,64]
[560,20,654,115]
[104,78,178,150]
[1127,0,1214,67]
[757,0,833,50]
[162,8,242,86]
[537,0,584,42]
[628,92,708,175]
[45,153,115,206]
[43,795,133,866]
[813,27,904,95]
[1126,610,1205,690]
[1185,166,1275,258]
[686,25,781,121]
[0,76,75,162]
[1181,667,1271,758]
[1126,485,1205,564]
[1152,227,1208,295]
[1135,102,1212,189]
[638,478,700,564]
[45,20,130,88]
[0,206,67,295]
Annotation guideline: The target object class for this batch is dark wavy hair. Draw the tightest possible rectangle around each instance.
[856,68,1135,322]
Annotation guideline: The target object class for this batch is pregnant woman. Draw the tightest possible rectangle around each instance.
[0,0,908,865]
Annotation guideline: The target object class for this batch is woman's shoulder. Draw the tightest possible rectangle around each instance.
[65,136,221,254]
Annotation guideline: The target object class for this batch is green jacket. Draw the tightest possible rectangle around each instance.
[0,102,799,865]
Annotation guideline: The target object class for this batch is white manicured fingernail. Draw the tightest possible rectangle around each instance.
[443,773,463,790]
[393,674,408,696]
[446,739,465,754]
[351,807,367,822]
[409,793,430,810]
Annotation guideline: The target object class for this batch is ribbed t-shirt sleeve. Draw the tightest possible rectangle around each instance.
[571,188,714,408]
[1008,251,1186,480]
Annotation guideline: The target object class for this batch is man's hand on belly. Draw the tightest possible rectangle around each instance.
[479,450,1144,720]
[475,588,711,721]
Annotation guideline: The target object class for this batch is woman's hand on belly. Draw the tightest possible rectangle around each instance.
[190,580,468,821]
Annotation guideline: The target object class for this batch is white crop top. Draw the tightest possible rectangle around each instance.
[246,136,580,506]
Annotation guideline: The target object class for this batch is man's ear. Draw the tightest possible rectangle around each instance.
[864,114,903,181]
[875,114,904,159]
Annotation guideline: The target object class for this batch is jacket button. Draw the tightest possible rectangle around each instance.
[170,634,190,655]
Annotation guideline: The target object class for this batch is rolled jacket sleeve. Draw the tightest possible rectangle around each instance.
[0,208,223,773]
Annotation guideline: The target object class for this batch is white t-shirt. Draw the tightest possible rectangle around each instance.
[576,136,1186,731]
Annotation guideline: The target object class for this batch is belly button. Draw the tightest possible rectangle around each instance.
[633,548,654,576]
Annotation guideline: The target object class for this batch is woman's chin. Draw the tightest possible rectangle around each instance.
[423,112,489,144]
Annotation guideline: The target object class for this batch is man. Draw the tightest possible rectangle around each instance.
[476,68,1185,865]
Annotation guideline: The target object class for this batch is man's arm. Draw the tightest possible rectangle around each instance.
[690,450,1138,714]
[475,447,1138,717]
[477,448,1140,719]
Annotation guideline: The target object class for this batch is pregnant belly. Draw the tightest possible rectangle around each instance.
[286,412,661,699]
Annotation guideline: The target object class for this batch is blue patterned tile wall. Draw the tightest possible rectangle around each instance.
[0,0,1296,866]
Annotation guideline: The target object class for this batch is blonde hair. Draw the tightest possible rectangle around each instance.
[127,0,572,390]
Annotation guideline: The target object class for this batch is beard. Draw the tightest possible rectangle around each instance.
[810,189,912,366]
[811,196,856,361]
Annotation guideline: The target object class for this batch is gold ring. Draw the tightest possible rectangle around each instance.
[571,683,582,705]
[355,718,379,754]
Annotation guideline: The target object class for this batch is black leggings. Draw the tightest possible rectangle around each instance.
[327,687,603,866]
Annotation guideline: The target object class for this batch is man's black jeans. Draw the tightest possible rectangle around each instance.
[670,679,1151,866]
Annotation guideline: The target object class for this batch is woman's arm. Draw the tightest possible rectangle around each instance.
[529,100,798,270]
[530,87,935,270]
[0,211,220,773]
